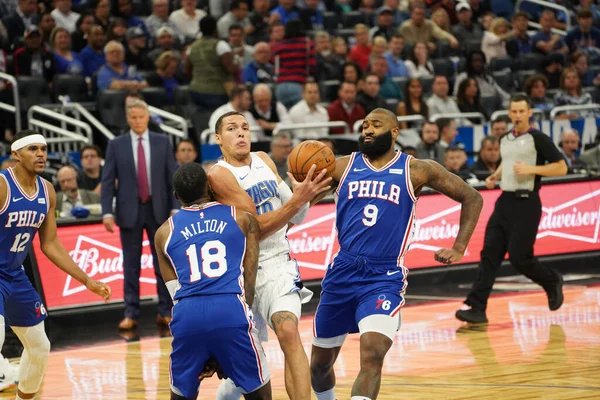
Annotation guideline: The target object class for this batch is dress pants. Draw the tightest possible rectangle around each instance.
[465,191,561,311]
[120,202,173,319]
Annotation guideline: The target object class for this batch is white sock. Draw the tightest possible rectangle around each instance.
[351,397,372,400]
[315,388,336,400]
[215,378,243,400]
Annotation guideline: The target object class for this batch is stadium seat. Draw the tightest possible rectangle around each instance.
[434,41,458,58]
[419,76,434,97]
[336,28,355,42]
[465,39,482,53]
[174,86,197,121]
[5,54,13,74]
[53,74,89,102]
[385,98,399,113]
[516,53,543,71]
[392,77,408,94]
[140,87,170,109]
[342,11,366,28]
[137,70,155,81]
[319,80,340,103]
[457,57,467,73]
[323,12,340,32]
[16,76,51,111]
[490,56,514,72]
[492,70,513,91]
[480,95,499,119]
[516,70,536,90]
[432,59,455,79]
[96,89,128,132]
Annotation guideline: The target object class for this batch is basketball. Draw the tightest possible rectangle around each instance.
[287,140,335,182]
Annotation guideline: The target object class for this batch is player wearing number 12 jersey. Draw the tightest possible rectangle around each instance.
[310,111,483,400]
[0,130,111,400]
[154,162,272,400]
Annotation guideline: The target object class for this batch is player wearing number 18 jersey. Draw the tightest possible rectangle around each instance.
[310,112,483,400]
[154,162,271,400]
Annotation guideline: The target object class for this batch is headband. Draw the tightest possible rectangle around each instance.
[11,134,47,152]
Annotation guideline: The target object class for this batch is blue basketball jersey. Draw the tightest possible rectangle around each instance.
[164,203,246,301]
[0,169,49,278]
[336,151,417,265]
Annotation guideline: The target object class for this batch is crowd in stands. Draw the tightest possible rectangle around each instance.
[1,0,600,199]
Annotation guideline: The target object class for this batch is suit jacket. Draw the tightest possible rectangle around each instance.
[4,12,37,48]
[13,47,56,82]
[101,131,179,229]
[56,189,101,212]
[327,99,366,134]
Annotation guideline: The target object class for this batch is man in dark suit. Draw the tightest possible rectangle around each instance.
[101,99,179,330]
[4,0,38,48]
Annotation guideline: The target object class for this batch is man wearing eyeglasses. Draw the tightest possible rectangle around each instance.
[56,165,101,217]
[77,144,103,193]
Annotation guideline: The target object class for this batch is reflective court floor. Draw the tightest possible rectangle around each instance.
[1,285,599,399]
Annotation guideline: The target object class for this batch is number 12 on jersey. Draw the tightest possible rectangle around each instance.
[185,240,228,282]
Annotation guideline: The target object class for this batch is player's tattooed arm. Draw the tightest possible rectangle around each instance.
[411,159,483,263]
[241,212,260,307]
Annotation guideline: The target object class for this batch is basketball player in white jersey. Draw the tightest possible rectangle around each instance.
[208,111,331,400]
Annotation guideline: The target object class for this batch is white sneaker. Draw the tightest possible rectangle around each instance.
[0,358,18,391]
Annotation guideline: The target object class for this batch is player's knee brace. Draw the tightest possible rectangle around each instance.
[12,323,50,394]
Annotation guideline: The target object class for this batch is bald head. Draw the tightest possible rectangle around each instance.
[560,129,580,157]
[254,42,271,64]
[57,165,79,193]
[367,108,400,130]
[253,84,272,113]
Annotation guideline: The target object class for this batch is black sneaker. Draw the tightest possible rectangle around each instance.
[455,308,488,324]
[544,274,564,311]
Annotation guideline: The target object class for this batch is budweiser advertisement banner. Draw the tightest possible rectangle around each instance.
[32,180,600,310]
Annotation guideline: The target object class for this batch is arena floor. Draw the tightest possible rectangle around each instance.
[1,282,599,399]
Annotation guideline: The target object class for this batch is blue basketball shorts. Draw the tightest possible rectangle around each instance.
[0,268,47,327]
[313,250,408,344]
[169,294,270,398]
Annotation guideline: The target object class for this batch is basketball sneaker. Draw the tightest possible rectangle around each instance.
[543,273,564,311]
[0,358,19,391]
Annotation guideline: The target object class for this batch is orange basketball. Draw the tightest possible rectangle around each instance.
[287,140,335,182]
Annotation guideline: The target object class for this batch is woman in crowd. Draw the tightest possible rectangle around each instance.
[571,51,600,87]
[454,50,509,107]
[555,67,597,119]
[106,17,128,43]
[405,41,434,79]
[481,17,512,62]
[456,77,488,123]
[397,77,429,129]
[342,61,363,91]
[432,8,451,33]
[71,12,96,52]
[524,74,555,117]
[51,27,84,75]
[93,0,111,32]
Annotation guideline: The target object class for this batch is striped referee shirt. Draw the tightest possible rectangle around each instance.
[499,129,563,192]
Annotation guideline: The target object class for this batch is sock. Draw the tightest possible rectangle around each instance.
[315,388,336,400]
[215,378,243,400]
[351,397,372,400]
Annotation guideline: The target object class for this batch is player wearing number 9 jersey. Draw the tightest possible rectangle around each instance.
[310,111,484,400]
[154,162,272,400]
[0,130,111,399]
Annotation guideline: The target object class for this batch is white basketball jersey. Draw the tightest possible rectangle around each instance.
[216,153,289,261]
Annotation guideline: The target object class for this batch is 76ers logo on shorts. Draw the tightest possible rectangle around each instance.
[34,302,47,318]
[375,295,391,311]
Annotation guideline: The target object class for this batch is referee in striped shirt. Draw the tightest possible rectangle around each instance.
[456,94,568,324]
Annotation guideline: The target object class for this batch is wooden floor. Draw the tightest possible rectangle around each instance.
[2,286,599,399]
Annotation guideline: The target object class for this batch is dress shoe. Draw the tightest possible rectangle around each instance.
[455,308,488,324]
[118,317,137,330]
[543,274,564,311]
[157,315,172,326]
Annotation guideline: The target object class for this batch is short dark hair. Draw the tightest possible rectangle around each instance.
[215,111,245,134]
[509,94,532,108]
[200,15,217,36]
[512,11,530,20]
[524,73,549,95]
[284,19,306,39]
[13,129,40,142]
[445,145,465,154]
[481,135,499,148]
[173,162,208,205]
[577,9,593,19]
[176,139,197,153]
[80,144,102,158]
[230,86,249,101]
[231,0,248,10]
[229,24,243,34]
[436,117,453,132]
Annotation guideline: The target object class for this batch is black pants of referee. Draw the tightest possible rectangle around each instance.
[465,191,561,311]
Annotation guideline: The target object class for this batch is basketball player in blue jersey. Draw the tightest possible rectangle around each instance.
[153,162,271,400]
[0,130,111,400]
[208,111,332,400]
[309,109,484,400]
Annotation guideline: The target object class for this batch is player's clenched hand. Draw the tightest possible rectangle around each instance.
[434,248,463,265]
[287,164,332,203]
[86,279,112,303]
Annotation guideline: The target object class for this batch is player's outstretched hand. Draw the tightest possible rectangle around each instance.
[434,248,463,265]
[86,279,112,303]
[287,164,332,204]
